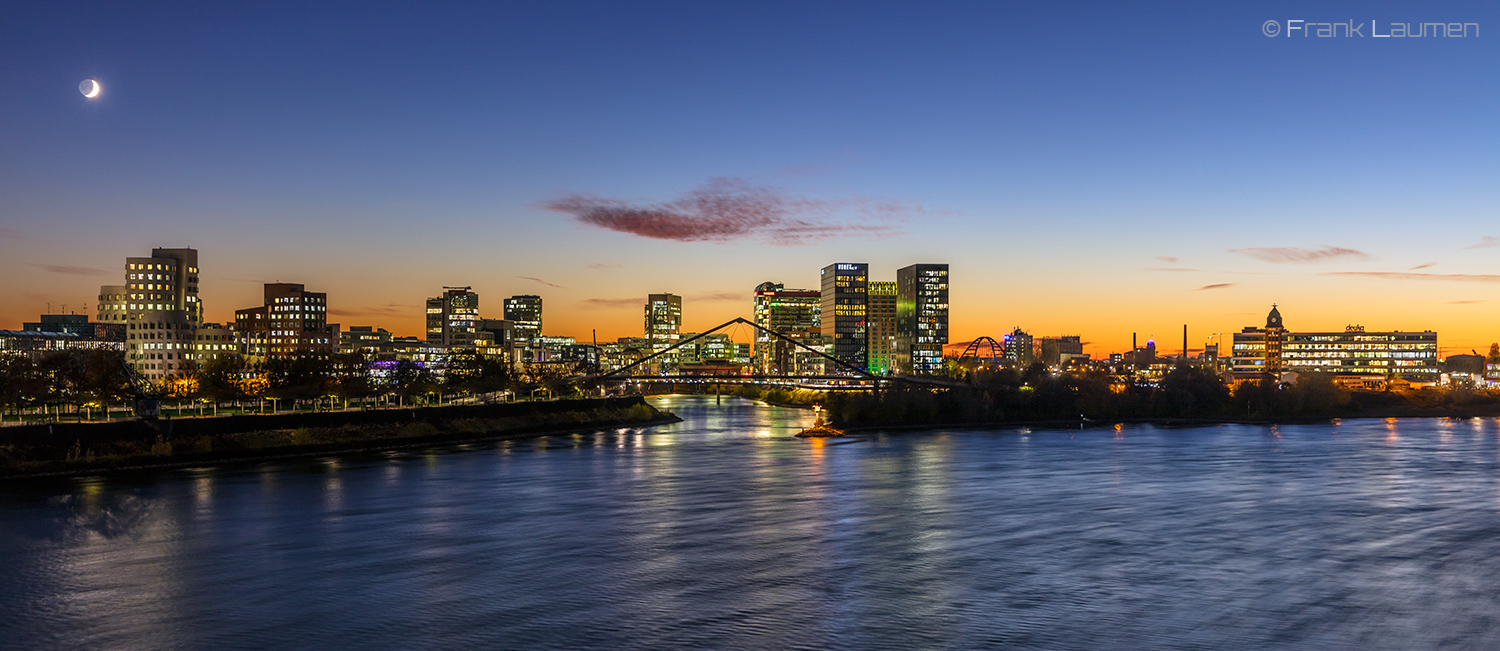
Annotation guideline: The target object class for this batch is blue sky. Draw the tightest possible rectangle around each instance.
[3,1,1497,352]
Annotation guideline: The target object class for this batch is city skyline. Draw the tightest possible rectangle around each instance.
[3,2,1498,355]
[1,244,1487,358]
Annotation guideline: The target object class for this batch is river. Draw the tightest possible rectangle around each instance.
[3,396,1500,649]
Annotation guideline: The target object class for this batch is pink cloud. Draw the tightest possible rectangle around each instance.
[540,177,913,245]
[519,276,565,289]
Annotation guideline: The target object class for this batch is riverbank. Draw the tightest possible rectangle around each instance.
[729,386,825,409]
[838,403,1500,433]
[824,377,1500,429]
[0,398,679,479]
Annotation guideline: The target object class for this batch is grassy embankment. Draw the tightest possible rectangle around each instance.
[0,400,675,478]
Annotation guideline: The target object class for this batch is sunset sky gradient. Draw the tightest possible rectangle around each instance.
[2,1,1497,356]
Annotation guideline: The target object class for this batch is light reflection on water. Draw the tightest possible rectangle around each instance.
[3,397,1500,649]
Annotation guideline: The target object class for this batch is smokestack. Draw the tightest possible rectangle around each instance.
[1183,324,1188,362]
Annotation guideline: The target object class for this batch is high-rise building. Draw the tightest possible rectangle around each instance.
[504,295,543,360]
[896,263,949,375]
[867,281,898,374]
[119,247,201,381]
[1003,327,1034,367]
[426,287,480,348]
[645,293,683,366]
[234,283,337,359]
[752,281,821,375]
[821,263,869,374]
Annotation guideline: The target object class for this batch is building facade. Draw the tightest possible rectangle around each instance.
[234,283,337,360]
[1232,306,1438,383]
[426,287,480,348]
[867,280,897,374]
[645,293,683,369]
[117,248,201,381]
[193,323,235,364]
[476,318,518,365]
[96,285,129,324]
[752,282,821,375]
[340,326,394,356]
[895,263,949,375]
[1282,327,1438,382]
[1038,335,1085,367]
[821,263,869,374]
[1003,327,1034,367]
[504,295,543,361]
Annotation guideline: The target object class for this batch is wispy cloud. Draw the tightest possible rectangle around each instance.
[579,297,641,308]
[1467,236,1500,249]
[580,290,744,309]
[774,152,862,179]
[1155,256,1178,264]
[1195,283,1236,291]
[1229,246,1370,264]
[0,228,24,240]
[688,291,742,302]
[1323,272,1500,283]
[1448,300,1487,304]
[329,303,413,318]
[29,263,108,276]
[1143,267,1199,272]
[540,177,916,245]
[586,263,618,270]
[1409,263,1436,270]
[519,276,565,289]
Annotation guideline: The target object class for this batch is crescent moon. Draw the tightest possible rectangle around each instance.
[81,80,100,98]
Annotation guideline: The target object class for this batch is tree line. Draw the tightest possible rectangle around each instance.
[827,361,1497,426]
[0,349,582,417]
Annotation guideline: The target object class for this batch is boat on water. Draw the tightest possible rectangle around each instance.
[795,418,846,438]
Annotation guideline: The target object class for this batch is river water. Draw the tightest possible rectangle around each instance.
[4,396,1500,650]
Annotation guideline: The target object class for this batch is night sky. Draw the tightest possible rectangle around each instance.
[3,1,1497,354]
